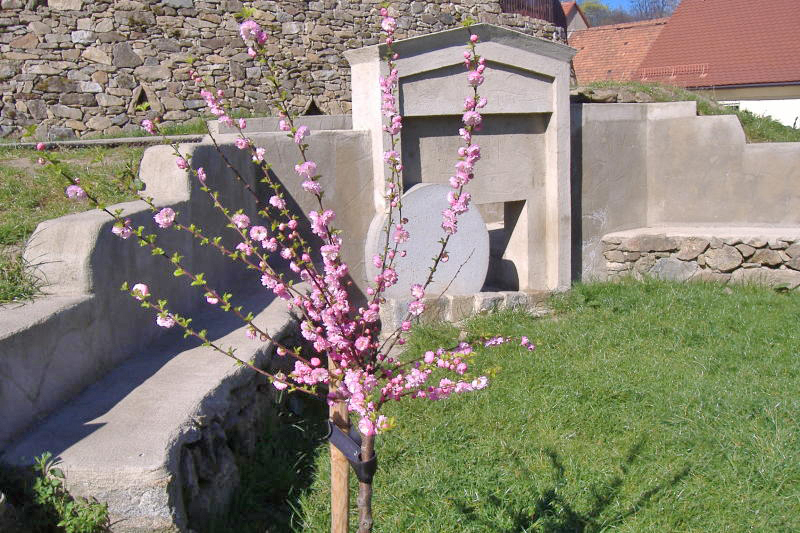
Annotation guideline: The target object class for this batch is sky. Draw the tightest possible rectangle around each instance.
[594,0,633,9]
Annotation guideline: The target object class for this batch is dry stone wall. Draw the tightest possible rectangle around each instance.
[603,232,800,290]
[0,0,563,139]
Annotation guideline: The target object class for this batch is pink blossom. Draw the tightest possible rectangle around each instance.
[238,118,247,129]
[358,417,376,436]
[269,195,286,210]
[234,137,250,150]
[355,336,370,352]
[295,160,317,179]
[175,157,189,169]
[156,314,175,328]
[249,225,268,241]
[252,147,266,162]
[470,34,479,43]
[467,71,484,87]
[65,185,86,199]
[410,284,425,299]
[302,180,321,194]
[132,283,149,300]
[408,300,425,316]
[36,142,46,151]
[141,119,156,135]
[381,16,396,33]
[112,219,133,239]
[273,372,289,390]
[239,20,262,41]
[197,167,207,184]
[206,294,219,305]
[401,320,411,332]
[231,213,250,229]
[153,207,175,229]
[294,125,309,144]
[462,110,482,127]
[279,119,291,132]
[236,242,254,256]
[247,47,257,58]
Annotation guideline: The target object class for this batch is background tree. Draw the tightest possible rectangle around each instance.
[629,0,679,19]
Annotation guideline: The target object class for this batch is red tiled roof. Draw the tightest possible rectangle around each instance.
[637,0,800,88]
[570,18,668,84]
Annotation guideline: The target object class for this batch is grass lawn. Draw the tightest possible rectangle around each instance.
[0,145,141,303]
[584,81,800,144]
[285,281,800,532]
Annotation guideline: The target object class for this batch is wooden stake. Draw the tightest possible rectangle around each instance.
[329,366,350,533]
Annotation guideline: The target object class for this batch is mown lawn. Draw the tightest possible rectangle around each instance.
[287,281,799,532]
[0,145,141,303]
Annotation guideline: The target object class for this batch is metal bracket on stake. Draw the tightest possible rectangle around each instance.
[325,421,378,483]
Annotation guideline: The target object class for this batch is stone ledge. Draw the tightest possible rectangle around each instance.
[1,294,299,533]
[380,289,552,335]
[602,227,800,288]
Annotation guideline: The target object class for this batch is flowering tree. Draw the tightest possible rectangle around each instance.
[41,8,535,533]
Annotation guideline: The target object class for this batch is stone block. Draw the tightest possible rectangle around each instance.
[731,268,800,290]
[95,18,114,33]
[86,115,112,130]
[650,257,698,282]
[786,243,800,259]
[71,30,96,44]
[747,237,767,248]
[604,250,626,262]
[786,257,800,271]
[768,239,788,250]
[28,21,51,34]
[676,237,709,261]
[619,234,677,253]
[77,81,103,93]
[10,33,38,49]
[474,292,504,314]
[134,65,170,82]
[735,243,755,258]
[709,237,723,249]
[27,99,47,120]
[690,269,730,284]
[83,46,112,65]
[97,93,125,107]
[0,62,17,80]
[164,0,193,7]
[751,248,783,267]
[51,104,83,120]
[704,246,743,273]
[113,43,143,68]
[60,93,96,106]
[64,119,86,131]
[502,291,529,309]
[48,0,82,9]
[446,294,474,323]
[633,254,656,273]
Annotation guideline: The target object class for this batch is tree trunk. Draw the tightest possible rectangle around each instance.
[356,433,375,533]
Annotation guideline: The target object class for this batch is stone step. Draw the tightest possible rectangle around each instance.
[1,294,298,533]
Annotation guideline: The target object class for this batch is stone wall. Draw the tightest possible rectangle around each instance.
[0,0,563,139]
[602,231,800,290]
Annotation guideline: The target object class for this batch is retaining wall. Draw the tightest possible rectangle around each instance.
[573,101,800,280]
[0,0,562,140]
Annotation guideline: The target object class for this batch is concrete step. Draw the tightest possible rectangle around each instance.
[1,293,298,533]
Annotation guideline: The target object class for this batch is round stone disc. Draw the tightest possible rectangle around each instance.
[364,183,489,299]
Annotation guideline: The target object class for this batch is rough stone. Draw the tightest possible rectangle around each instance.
[27,99,47,120]
[747,237,767,248]
[475,292,504,313]
[48,0,83,9]
[731,268,800,290]
[620,234,678,253]
[10,33,38,49]
[786,257,800,271]
[51,104,83,120]
[735,243,755,258]
[650,257,698,281]
[709,237,723,249]
[83,47,112,65]
[446,294,475,322]
[28,21,51,35]
[86,116,113,130]
[165,0,193,7]
[750,248,783,267]
[71,30,96,44]
[60,93,96,106]
[78,81,103,93]
[676,237,709,261]
[704,246,743,273]
[96,93,124,106]
[0,62,18,80]
[633,254,656,273]
[768,239,788,250]
[134,65,171,81]
[364,183,489,298]
[604,250,626,262]
[690,270,731,283]
[786,243,800,258]
[113,42,143,68]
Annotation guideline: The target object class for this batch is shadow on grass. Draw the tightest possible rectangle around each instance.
[207,393,329,533]
[455,439,691,533]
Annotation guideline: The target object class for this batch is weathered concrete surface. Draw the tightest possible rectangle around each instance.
[348,24,576,292]
[0,129,372,450]
[575,101,800,280]
[2,294,296,532]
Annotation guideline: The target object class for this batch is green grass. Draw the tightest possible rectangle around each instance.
[0,145,142,303]
[293,281,799,532]
[585,81,800,143]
